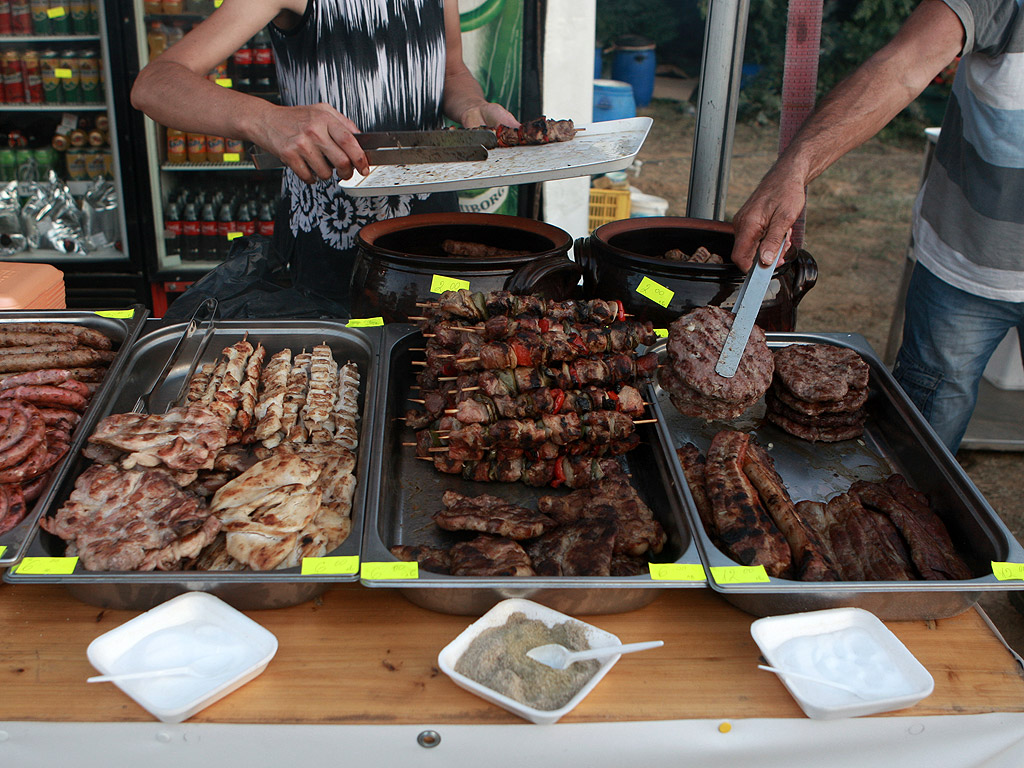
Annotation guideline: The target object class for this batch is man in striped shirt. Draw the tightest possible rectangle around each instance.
[731,0,1023,455]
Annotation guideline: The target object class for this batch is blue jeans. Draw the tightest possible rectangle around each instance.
[893,263,1024,454]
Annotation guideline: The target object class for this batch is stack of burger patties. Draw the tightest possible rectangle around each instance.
[766,343,870,442]
[658,305,774,420]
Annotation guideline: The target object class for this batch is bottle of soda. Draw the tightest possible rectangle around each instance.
[216,202,235,259]
[252,28,273,92]
[257,201,275,237]
[181,202,200,260]
[164,201,182,259]
[237,202,256,237]
[231,38,252,93]
[200,201,217,259]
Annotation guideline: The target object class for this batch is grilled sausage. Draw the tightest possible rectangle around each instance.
[0,385,89,412]
[0,322,113,349]
[0,403,46,470]
[0,347,115,373]
[0,331,78,348]
[0,369,73,388]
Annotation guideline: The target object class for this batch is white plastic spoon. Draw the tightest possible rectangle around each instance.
[757,665,868,698]
[87,656,224,684]
[527,640,664,670]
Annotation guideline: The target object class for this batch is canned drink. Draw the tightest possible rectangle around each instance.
[33,146,56,177]
[79,49,100,103]
[39,49,61,104]
[87,0,97,33]
[85,147,105,179]
[69,0,88,33]
[2,50,25,104]
[29,0,48,33]
[0,149,16,181]
[65,147,86,180]
[10,0,31,34]
[0,1,13,35]
[47,0,68,33]
[22,50,43,104]
[57,50,80,104]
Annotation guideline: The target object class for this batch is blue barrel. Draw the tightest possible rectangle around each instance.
[611,37,656,107]
[593,79,636,122]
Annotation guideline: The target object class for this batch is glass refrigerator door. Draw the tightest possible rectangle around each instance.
[1,0,132,268]
[131,0,280,282]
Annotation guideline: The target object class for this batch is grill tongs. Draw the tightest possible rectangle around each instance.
[248,128,497,169]
[715,240,787,378]
[132,298,219,414]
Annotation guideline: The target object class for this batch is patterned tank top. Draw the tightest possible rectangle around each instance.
[269,0,456,306]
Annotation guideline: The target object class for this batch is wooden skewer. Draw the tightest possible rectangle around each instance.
[428,446,449,453]
[411,361,427,366]
[633,418,658,425]
[456,357,480,364]
[460,386,481,391]
[408,316,428,321]
[408,398,425,404]
[416,456,433,462]
[453,326,485,333]
[438,376,458,382]
[401,442,417,447]
[409,347,426,352]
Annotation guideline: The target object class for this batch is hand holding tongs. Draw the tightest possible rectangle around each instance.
[248,128,498,170]
[132,298,219,414]
[715,239,788,378]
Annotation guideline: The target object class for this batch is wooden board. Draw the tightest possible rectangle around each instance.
[0,583,1022,724]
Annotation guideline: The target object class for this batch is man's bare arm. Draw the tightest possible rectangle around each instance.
[730,0,965,271]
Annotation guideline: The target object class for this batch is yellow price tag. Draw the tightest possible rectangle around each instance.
[95,309,135,319]
[13,557,79,575]
[649,563,706,581]
[636,276,675,308]
[55,68,72,79]
[227,232,243,241]
[301,556,359,575]
[361,561,419,580]
[47,6,66,17]
[654,328,668,338]
[215,78,233,88]
[0,546,6,559]
[991,561,1024,581]
[347,317,384,327]
[430,274,470,294]
[214,0,223,6]
[711,565,771,584]
[223,153,240,162]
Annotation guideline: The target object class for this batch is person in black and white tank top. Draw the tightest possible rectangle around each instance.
[132,0,518,313]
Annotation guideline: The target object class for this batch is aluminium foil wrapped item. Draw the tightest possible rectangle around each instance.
[81,178,119,250]
[21,171,86,255]
[0,181,27,258]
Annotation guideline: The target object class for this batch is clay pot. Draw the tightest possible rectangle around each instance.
[576,216,817,330]
[351,213,581,323]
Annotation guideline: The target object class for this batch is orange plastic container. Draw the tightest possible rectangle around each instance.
[0,262,66,309]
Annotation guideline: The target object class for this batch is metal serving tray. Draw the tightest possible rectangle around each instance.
[359,324,704,616]
[654,332,1024,620]
[0,306,149,567]
[4,320,380,610]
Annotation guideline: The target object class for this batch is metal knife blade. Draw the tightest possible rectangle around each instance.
[715,240,787,378]
[249,143,489,169]
[355,128,498,150]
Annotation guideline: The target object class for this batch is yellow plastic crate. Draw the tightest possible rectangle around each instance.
[588,188,631,231]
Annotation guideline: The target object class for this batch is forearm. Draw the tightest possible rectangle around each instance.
[131,60,275,142]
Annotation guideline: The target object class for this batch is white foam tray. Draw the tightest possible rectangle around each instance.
[338,117,652,197]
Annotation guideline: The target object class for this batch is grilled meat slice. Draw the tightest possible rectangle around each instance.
[448,535,535,577]
[851,478,971,580]
[390,544,452,574]
[825,492,915,581]
[434,490,557,540]
[526,519,616,576]
[675,443,719,544]
[703,430,792,577]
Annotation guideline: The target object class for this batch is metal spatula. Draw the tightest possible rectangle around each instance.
[715,240,787,378]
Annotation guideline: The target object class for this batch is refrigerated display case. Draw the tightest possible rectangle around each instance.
[0,0,150,308]
[128,0,282,314]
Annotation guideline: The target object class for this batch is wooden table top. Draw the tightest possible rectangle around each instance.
[1,583,1022,724]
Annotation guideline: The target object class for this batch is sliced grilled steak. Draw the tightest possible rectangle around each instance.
[433,490,556,540]
[448,535,535,577]
[526,519,616,576]
[773,344,869,402]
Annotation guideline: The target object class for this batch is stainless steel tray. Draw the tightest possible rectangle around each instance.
[654,331,1024,620]
[359,324,704,616]
[0,306,149,567]
[4,320,380,610]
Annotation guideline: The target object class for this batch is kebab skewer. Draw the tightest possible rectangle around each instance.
[415,289,625,324]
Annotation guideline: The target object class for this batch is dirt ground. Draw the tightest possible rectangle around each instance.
[630,99,1024,657]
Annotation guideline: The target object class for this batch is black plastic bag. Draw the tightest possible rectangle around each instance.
[163,235,349,322]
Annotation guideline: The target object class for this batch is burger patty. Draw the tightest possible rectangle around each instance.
[770,381,868,416]
[765,392,866,428]
[663,305,774,404]
[658,366,754,420]
[766,410,864,442]
[773,343,869,402]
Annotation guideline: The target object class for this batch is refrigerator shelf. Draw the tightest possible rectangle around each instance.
[0,34,101,43]
[160,161,257,171]
[2,104,108,112]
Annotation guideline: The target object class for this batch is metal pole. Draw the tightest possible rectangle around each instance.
[687,0,750,220]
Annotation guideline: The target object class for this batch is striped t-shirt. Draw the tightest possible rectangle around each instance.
[912,0,1024,301]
